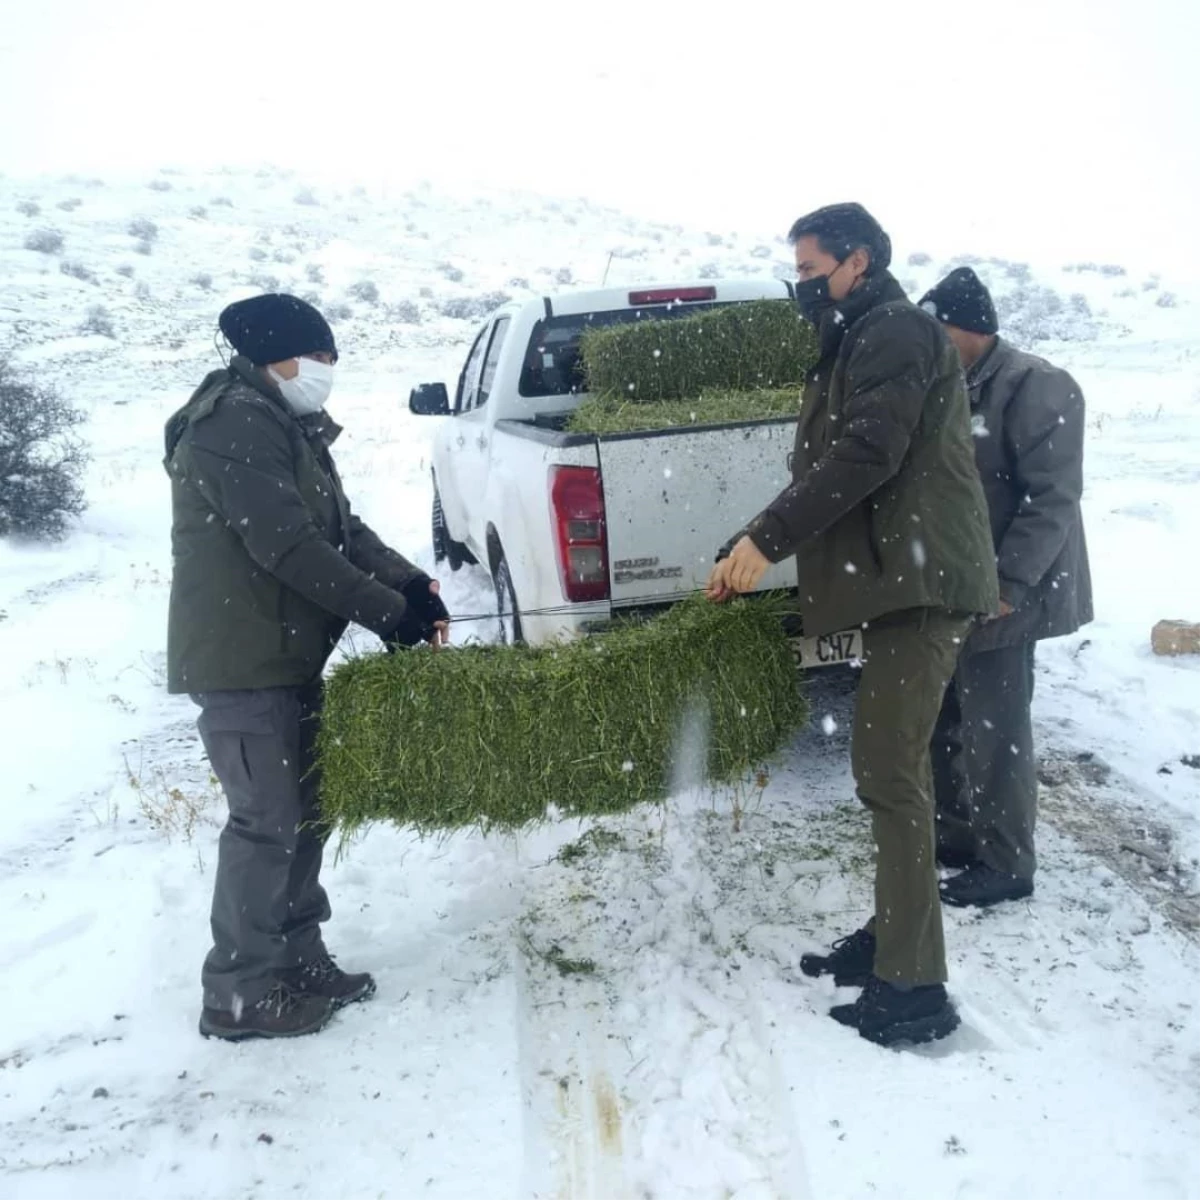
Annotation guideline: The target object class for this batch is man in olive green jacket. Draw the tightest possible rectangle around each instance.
[710,204,998,1046]
[165,294,448,1041]
[920,268,1092,907]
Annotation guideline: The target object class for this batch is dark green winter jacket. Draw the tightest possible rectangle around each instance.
[745,272,999,636]
[164,357,422,693]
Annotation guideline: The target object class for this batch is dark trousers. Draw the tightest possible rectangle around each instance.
[932,642,1038,881]
[852,608,972,986]
[192,682,331,1012]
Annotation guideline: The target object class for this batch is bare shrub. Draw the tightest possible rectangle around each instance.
[79,305,116,338]
[60,260,96,283]
[389,299,421,324]
[438,291,511,321]
[0,358,88,541]
[348,280,379,304]
[24,229,65,255]
[128,217,159,243]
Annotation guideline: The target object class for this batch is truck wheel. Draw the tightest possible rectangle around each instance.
[432,480,475,572]
[493,553,524,645]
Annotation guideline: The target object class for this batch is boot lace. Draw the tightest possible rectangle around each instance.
[255,981,302,1017]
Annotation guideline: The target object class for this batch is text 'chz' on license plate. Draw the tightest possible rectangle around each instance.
[789,628,861,669]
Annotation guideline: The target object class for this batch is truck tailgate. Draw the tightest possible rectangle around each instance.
[598,421,798,606]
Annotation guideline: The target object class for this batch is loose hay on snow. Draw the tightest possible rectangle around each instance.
[579,299,818,403]
[317,598,808,836]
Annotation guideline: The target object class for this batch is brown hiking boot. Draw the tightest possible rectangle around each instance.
[281,953,376,1009]
[199,982,334,1041]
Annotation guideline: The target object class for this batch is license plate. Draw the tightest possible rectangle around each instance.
[789,628,861,670]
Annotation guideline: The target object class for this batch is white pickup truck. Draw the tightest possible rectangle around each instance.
[408,279,859,668]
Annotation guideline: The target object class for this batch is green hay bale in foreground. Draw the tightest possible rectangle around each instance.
[317,598,808,836]
[567,387,799,435]
[580,299,818,403]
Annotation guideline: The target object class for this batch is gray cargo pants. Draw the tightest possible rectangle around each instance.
[931,642,1038,881]
[192,682,331,1013]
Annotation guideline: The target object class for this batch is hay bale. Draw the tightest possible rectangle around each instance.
[580,299,818,403]
[567,387,799,435]
[317,598,808,836]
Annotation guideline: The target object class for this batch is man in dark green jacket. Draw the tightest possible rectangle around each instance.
[920,268,1092,907]
[709,204,998,1046]
[165,294,449,1041]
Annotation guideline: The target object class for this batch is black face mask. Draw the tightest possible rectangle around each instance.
[793,257,847,325]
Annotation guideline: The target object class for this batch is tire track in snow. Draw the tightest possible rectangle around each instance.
[511,811,815,1200]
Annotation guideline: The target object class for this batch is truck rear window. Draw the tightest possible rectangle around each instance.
[518,303,732,398]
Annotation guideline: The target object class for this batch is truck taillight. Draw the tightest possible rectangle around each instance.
[628,286,717,305]
[550,466,610,603]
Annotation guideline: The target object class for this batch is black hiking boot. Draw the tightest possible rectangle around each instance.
[936,842,980,871]
[830,975,960,1046]
[940,864,1034,908]
[282,953,376,1008]
[199,982,334,1042]
[799,927,876,988]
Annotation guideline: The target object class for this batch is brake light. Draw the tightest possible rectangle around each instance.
[627,286,717,306]
[549,466,610,603]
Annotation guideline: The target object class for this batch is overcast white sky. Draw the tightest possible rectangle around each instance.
[2,0,1197,275]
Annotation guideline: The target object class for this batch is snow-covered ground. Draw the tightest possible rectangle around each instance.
[1,169,1198,1200]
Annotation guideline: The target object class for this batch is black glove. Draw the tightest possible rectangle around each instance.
[401,575,451,626]
[381,610,431,651]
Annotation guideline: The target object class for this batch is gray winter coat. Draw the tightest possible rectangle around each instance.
[964,338,1093,654]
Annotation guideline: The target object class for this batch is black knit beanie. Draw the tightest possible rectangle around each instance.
[787,202,892,274]
[218,293,339,366]
[919,268,998,336]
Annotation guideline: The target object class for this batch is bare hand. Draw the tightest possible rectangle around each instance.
[706,558,735,603]
[725,536,771,595]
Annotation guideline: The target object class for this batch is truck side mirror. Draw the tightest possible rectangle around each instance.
[409,382,450,416]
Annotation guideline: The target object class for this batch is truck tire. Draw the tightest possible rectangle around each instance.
[493,552,524,645]
[432,478,475,572]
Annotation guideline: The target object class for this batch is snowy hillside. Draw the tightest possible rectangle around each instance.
[1,168,1198,1200]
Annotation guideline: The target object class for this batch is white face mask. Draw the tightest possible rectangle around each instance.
[269,358,334,415]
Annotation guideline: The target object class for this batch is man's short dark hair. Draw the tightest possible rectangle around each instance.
[787,202,892,275]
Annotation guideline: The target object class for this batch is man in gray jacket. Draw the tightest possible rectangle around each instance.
[919,268,1093,907]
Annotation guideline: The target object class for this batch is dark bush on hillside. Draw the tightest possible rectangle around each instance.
[0,359,88,541]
